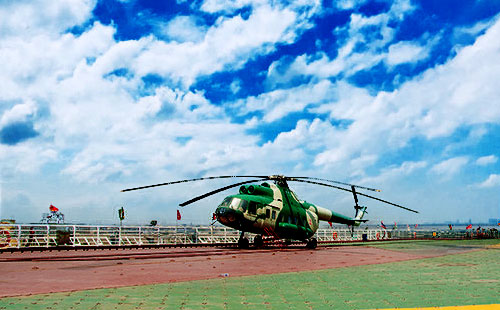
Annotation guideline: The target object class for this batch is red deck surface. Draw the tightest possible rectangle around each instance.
[0,246,442,297]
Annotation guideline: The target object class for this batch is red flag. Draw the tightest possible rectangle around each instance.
[213,213,217,220]
[328,221,332,228]
[177,210,181,221]
[381,221,387,229]
[466,224,472,229]
[449,224,453,230]
[49,204,59,212]
[415,223,418,228]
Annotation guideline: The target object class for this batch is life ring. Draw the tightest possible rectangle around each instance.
[332,232,337,240]
[0,228,11,248]
[376,232,380,240]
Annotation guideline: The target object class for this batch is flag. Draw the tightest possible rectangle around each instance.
[118,207,125,221]
[449,224,453,230]
[466,224,472,229]
[415,223,418,228]
[498,222,500,226]
[381,221,387,229]
[393,222,397,230]
[213,213,217,220]
[177,210,181,221]
[49,204,59,212]
[328,221,333,228]
[407,224,410,232]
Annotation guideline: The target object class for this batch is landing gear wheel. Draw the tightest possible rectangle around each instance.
[306,238,317,249]
[253,235,263,248]
[238,237,249,249]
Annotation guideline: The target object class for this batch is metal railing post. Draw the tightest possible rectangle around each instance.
[157,227,160,245]
[46,225,50,248]
[17,224,21,248]
[97,226,100,245]
[139,227,142,245]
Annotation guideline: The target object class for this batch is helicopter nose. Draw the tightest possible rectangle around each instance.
[216,207,238,224]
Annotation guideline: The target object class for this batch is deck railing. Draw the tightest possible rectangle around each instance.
[0,224,497,249]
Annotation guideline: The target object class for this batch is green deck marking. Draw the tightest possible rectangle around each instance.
[1,240,499,309]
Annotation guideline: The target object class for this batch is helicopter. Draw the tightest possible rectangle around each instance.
[122,175,418,249]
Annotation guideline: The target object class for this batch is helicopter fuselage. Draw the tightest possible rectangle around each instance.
[214,182,363,241]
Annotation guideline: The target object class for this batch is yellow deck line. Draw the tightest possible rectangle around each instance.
[368,305,500,310]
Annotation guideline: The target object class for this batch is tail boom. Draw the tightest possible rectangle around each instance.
[315,206,366,226]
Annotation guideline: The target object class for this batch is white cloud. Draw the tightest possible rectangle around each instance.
[0,101,37,126]
[430,157,469,180]
[0,22,116,101]
[0,1,322,185]
[265,0,416,83]
[133,4,302,87]
[359,161,428,184]
[0,0,96,37]
[476,174,500,188]
[386,41,430,66]
[307,16,500,167]
[161,16,207,43]
[335,0,368,10]
[200,0,263,14]
[476,155,498,166]
[236,79,336,123]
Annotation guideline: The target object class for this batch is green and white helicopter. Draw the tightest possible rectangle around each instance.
[122,175,418,249]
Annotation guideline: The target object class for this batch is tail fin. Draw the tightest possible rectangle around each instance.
[353,206,368,226]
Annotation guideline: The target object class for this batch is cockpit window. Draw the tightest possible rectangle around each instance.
[238,199,248,211]
[219,197,232,208]
[221,197,248,212]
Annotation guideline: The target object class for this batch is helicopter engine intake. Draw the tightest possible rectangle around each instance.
[239,184,274,197]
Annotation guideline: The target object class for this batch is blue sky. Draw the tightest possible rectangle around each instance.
[1,0,500,225]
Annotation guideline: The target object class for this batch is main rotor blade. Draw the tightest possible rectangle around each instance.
[179,179,268,207]
[290,177,381,192]
[290,179,418,213]
[351,185,359,207]
[121,175,268,192]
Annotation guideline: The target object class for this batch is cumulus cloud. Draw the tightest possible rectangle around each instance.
[430,157,469,180]
[132,3,316,87]
[161,15,207,43]
[475,155,498,166]
[476,174,500,188]
[0,0,96,37]
[235,79,336,123]
[359,161,428,184]
[265,0,416,84]
[386,40,430,66]
[0,101,37,127]
[335,0,369,10]
[200,0,264,14]
[305,16,500,168]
